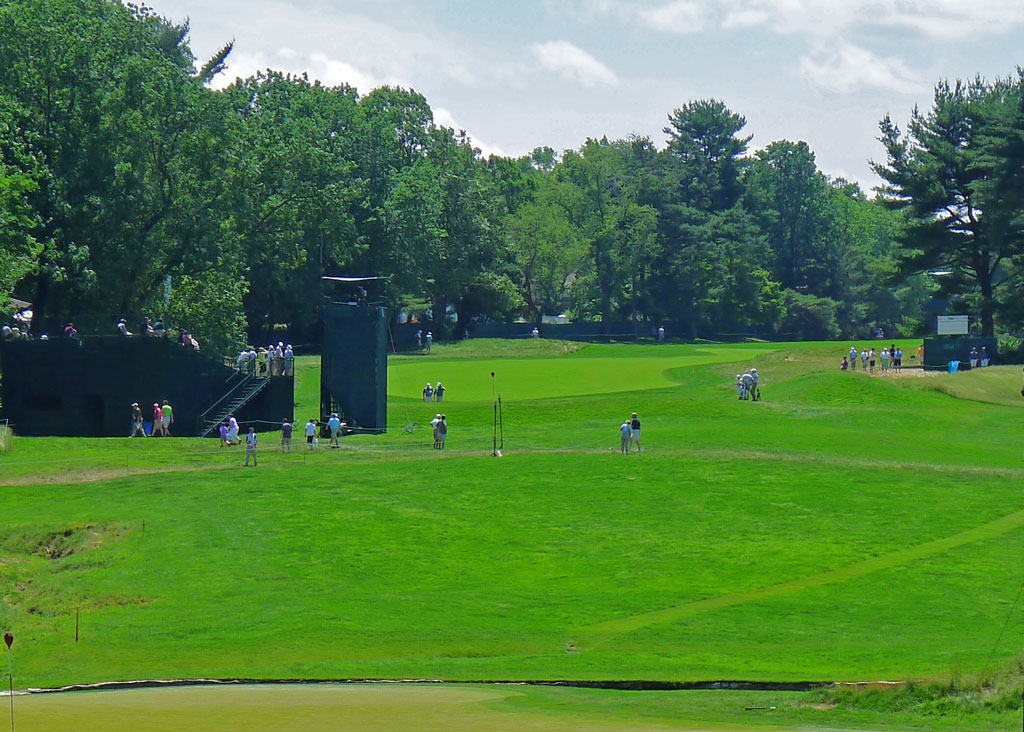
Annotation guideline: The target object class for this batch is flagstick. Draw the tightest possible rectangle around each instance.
[5,633,12,732]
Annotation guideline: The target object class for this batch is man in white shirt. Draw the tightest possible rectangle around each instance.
[740,371,753,400]
[619,420,632,454]
[305,418,318,449]
[244,428,258,466]
[431,413,442,450]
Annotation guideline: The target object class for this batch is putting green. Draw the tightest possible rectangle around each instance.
[388,345,776,402]
[13,685,763,732]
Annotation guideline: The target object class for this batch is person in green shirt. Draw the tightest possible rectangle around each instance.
[161,400,174,437]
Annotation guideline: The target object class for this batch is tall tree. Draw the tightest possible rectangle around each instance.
[652,100,772,336]
[557,138,657,331]
[0,96,43,308]
[874,77,1023,336]
[0,0,234,322]
[222,72,361,341]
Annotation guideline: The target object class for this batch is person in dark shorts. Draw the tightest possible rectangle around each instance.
[280,419,293,453]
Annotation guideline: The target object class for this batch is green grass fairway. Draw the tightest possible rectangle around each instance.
[388,343,777,402]
[1,338,1022,730]
[11,682,1022,732]
[6,684,773,732]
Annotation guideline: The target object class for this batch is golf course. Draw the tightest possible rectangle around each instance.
[1,338,1022,731]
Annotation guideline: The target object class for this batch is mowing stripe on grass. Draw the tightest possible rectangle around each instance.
[581,507,1024,643]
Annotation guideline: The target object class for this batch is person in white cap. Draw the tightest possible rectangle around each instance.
[327,412,341,448]
[431,413,442,449]
[735,374,744,399]
[423,382,433,402]
[740,371,753,400]
[750,367,759,400]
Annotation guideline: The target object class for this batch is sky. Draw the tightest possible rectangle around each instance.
[157,0,1024,190]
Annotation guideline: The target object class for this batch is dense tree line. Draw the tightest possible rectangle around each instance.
[1,0,1021,350]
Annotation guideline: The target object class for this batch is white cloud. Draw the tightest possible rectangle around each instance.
[564,0,1024,40]
[530,41,620,87]
[637,1,706,34]
[190,3,480,94]
[714,0,1024,39]
[433,107,507,158]
[799,42,921,95]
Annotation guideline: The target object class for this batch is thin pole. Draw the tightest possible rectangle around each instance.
[7,644,13,732]
[490,372,497,457]
[498,395,504,450]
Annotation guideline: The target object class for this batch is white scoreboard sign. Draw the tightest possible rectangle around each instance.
[937,315,969,335]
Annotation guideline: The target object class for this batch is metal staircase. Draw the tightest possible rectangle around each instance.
[197,373,272,437]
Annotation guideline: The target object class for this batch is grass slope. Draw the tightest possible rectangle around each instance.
[1,339,1022,729]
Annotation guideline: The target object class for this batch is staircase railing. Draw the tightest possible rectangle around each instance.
[196,372,268,436]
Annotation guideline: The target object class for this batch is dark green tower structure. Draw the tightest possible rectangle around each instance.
[320,303,388,432]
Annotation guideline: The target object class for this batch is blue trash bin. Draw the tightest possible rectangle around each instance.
[948,360,959,374]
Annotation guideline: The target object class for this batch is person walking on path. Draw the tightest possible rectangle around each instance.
[750,368,759,400]
[620,419,632,454]
[630,412,642,452]
[151,403,165,437]
[130,403,146,437]
[849,346,857,370]
[244,427,258,466]
[280,419,292,453]
[161,400,174,436]
[880,348,890,373]
[305,418,318,449]
[226,416,239,444]
[328,413,342,448]
[425,331,433,353]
